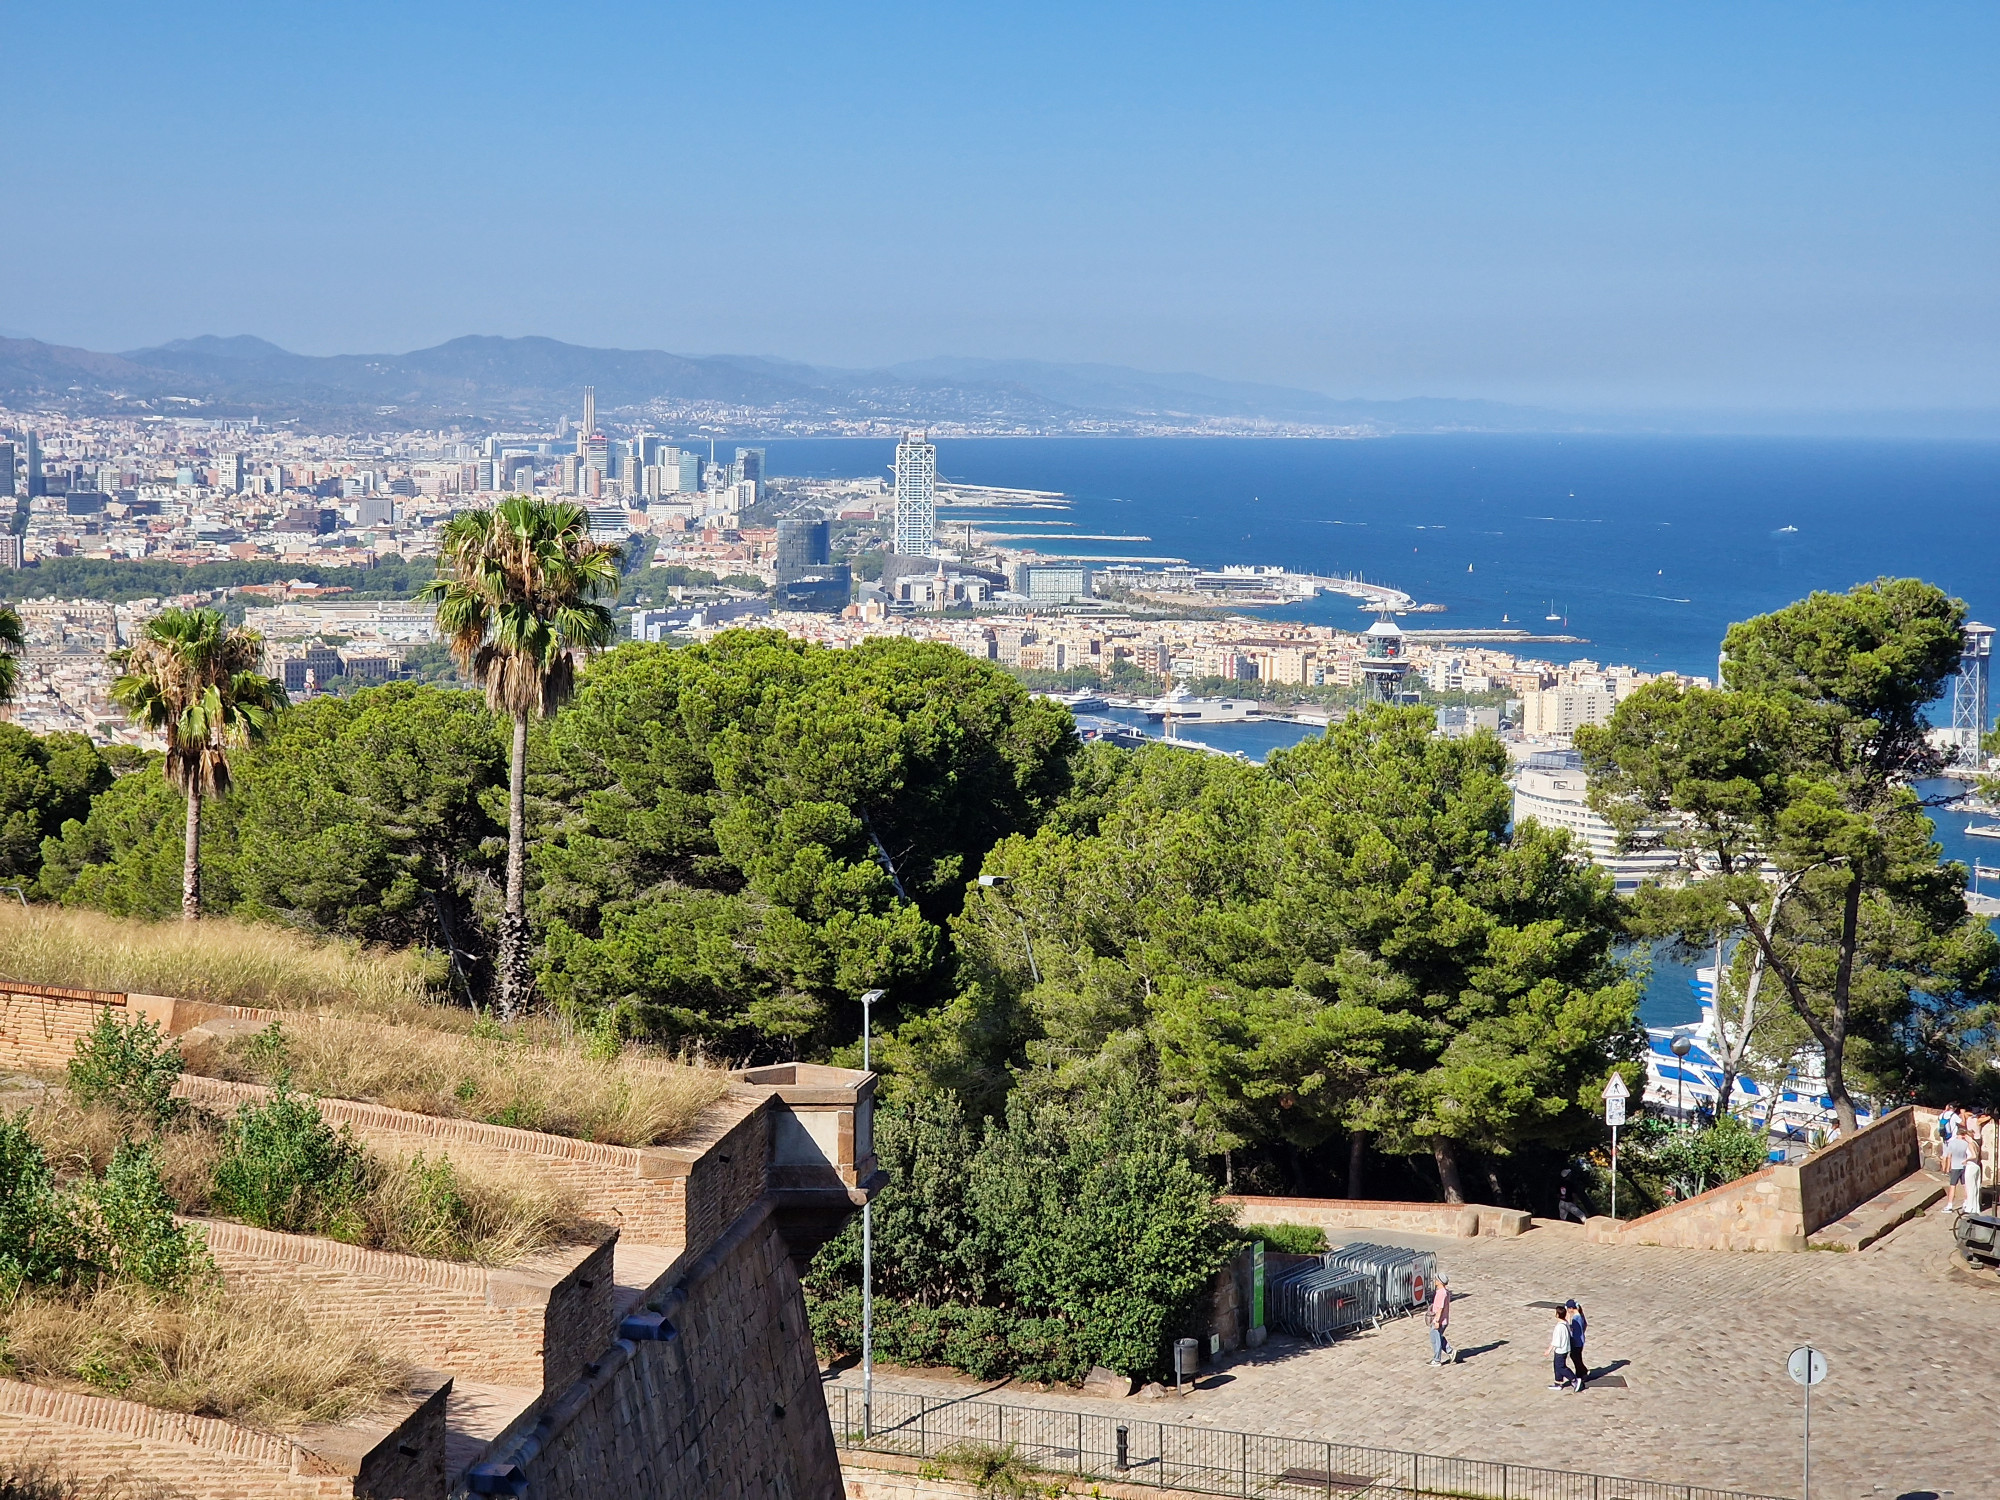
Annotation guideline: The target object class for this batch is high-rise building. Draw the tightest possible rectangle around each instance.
[775,518,831,583]
[0,535,20,570]
[893,430,936,555]
[733,446,767,493]
[579,388,596,453]
[23,432,43,498]
[0,443,15,500]
[215,452,245,493]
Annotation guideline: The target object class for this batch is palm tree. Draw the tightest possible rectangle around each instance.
[111,609,287,920]
[0,606,21,705]
[424,497,620,1019]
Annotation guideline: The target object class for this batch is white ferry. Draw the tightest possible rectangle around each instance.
[1644,966,1874,1161]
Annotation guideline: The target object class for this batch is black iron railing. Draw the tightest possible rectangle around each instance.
[830,1387,1788,1500]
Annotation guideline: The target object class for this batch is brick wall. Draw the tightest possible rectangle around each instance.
[0,982,127,1071]
[176,1074,763,1248]
[198,1216,606,1389]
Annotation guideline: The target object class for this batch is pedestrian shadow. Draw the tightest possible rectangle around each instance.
[1450,1340,1507,1362]
[1584,1358,1631,1381]
[1895,1492,1940,1499]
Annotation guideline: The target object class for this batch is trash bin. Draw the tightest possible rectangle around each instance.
[1173,1337,1200,1386]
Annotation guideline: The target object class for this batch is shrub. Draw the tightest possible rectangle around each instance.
[65,1010,182,1128]
[74,1145,213,1294]
[209,1086,369,1238]
[0,1122,209,1294]
[1239,1222,1328,1255]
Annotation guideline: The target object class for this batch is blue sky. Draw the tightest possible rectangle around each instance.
[4,2,1996,409]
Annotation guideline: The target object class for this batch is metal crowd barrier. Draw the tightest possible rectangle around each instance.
[830,1387,1789,1500]
[1322,1242,1439,1317]
[1268,1262,1380,1342]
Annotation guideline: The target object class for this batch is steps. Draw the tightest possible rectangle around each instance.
[1807,1168,1947,1251]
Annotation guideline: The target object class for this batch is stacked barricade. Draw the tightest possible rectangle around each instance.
[1267,1262,1379,1343]
[1322,1242,1439,1319]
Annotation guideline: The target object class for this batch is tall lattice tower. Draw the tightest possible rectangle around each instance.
[893,430,936,555]
[1951,622,1994,768]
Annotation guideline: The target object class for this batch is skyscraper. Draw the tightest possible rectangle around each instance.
[580,388,596,454]
[0,443,15,501]
[24,431,43,499]
[893,430,936,555]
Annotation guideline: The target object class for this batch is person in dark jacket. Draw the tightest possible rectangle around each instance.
[1565,1299,1588,1389]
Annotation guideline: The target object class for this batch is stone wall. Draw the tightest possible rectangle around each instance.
[1599,1105,1924,1253]
[1221,1195,1531,1239]
[1795,1106,1919,1236]
[480,1204,843,1500]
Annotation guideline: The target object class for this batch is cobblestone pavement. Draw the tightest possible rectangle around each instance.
[824,1211,2000,1500]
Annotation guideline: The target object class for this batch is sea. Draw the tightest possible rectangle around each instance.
[761,434,2000,1022]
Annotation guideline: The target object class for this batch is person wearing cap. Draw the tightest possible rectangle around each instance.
[1546,1305,1575,1390]
[1426,1274,1453,1365]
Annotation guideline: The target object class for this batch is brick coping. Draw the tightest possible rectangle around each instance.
[0,1376,297,1469]
[190,1214,602,1295]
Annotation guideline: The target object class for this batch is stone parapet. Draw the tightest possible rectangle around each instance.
[1221,1195,1531,1239]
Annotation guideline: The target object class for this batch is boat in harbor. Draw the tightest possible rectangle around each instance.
[1966,824,2000,839]
[1142,685,1261,723]
[1644,966,1874,1160]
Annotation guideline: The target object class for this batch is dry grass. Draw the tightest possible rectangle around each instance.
[192,1012,729,1148]
[0,1458,183,1500]
[362,1150,591,1263]
[0,906,441,1019]
[0,1282,412,1432]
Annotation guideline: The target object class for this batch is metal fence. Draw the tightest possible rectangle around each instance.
[830,1388,1787,1500]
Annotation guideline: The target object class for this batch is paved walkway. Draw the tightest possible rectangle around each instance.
[826,1211,1999,1500]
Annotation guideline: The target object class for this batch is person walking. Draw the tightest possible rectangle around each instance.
[1557,1168,1588,1223]
[1426,1274,1453,1366]
[1564,1299,1589,1390]
[1546,1305,1574,1390]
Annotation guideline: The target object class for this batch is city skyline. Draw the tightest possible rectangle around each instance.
[4,3,1995,413]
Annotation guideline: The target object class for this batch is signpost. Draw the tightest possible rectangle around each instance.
[1787,1345,1828,1500]
[1603,1075,1629,1221]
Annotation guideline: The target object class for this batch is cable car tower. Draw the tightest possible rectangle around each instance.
[1951,623,1993,770]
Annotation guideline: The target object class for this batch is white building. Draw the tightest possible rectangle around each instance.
[1511,749,1678,892]
[893,430,936,555]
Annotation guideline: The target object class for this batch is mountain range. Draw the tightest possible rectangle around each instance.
[0,333,1550,435]
[0,333,1992,438]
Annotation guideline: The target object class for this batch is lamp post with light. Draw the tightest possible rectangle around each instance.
[858,987,885,1439]
[1671,1034,1693,1122]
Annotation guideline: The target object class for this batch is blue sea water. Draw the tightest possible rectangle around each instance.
[761,435,2000,1024]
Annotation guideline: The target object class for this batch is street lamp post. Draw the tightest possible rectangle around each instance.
[977,873,1039,983]
[1671,1034,1693,1122]
[858,987,885,1440]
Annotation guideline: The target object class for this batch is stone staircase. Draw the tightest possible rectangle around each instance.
[1806,1168,1948,1251]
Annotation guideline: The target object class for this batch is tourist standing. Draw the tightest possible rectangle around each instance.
[1565,1299,1589,1389]
[1944,1128,1971,1215]
[1963,1113,1985,1216]
[1427,1274,1452,1366]
[1546,1305,1574,1390]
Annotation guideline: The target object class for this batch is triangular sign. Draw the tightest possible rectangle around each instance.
[1602,1075,1630,1101]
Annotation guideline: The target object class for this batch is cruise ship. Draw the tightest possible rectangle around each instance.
[1646,965,1874,1161]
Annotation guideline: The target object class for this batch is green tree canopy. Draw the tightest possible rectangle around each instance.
[0,726,110,887]
[931,706,1636,1200]
[532,630,1076,1058]
[1582,578,2000,1127]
